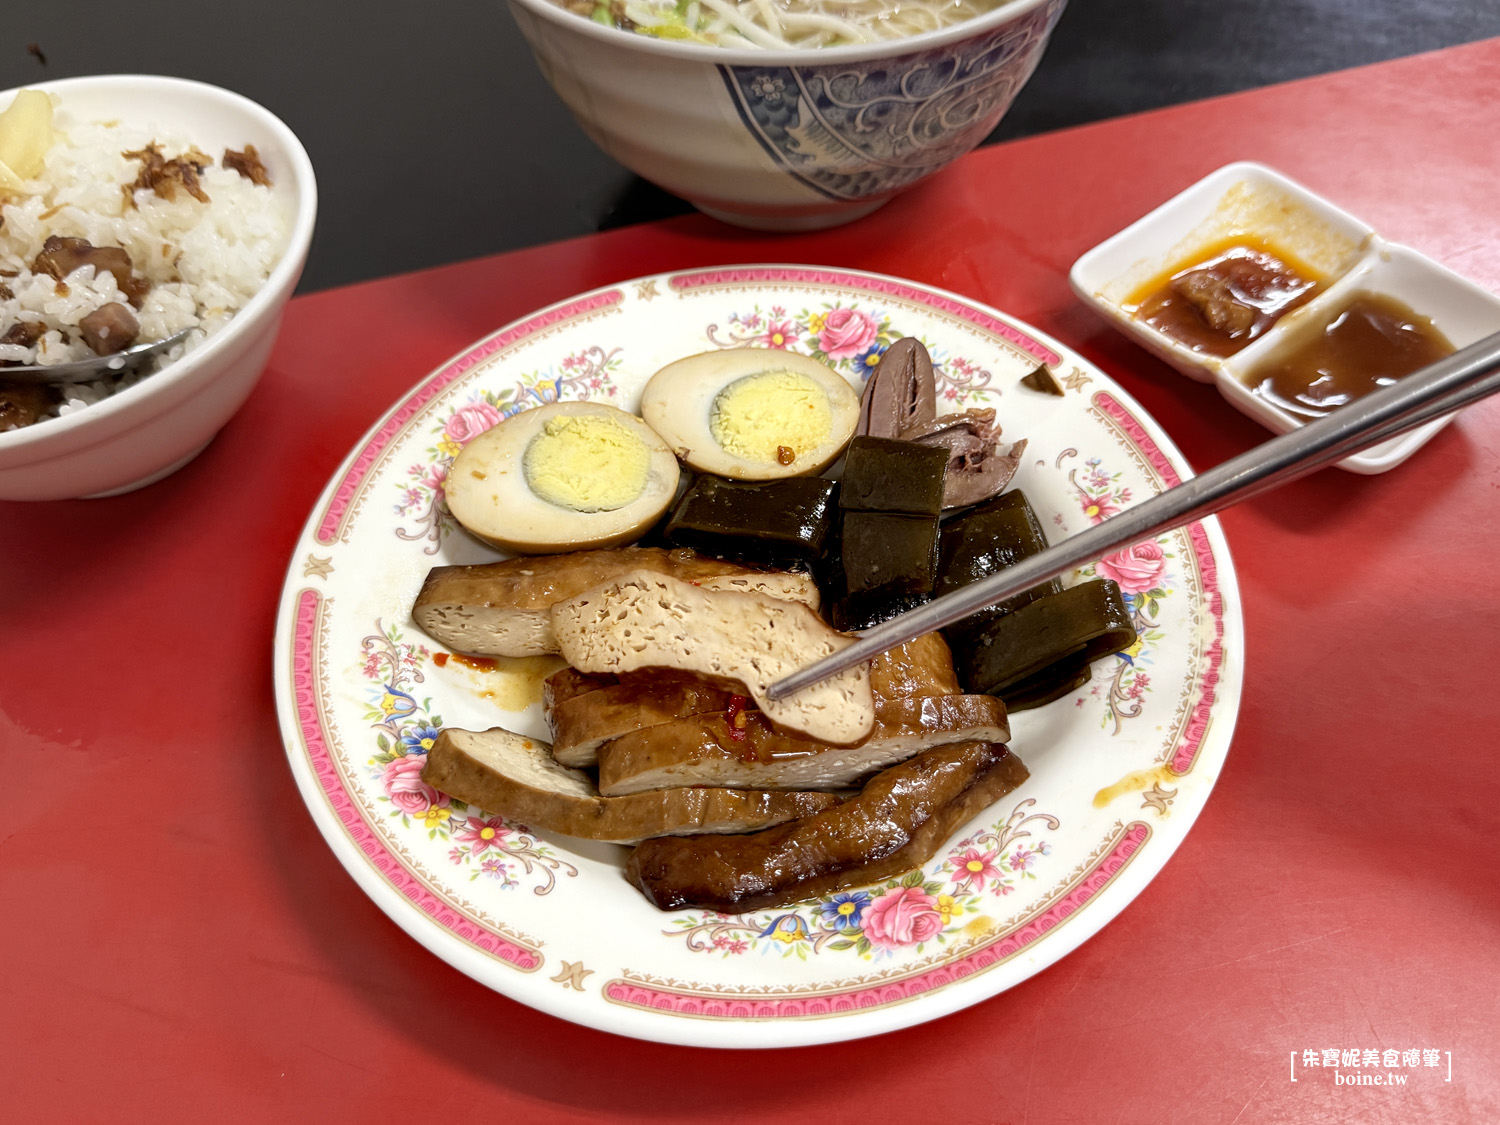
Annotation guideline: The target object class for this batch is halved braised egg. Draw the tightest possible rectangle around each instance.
[640,350,861,479]
[444,401,680,554]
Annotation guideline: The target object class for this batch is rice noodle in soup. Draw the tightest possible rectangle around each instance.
[560,0,1012,48]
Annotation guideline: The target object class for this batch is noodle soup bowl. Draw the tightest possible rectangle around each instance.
[507,0,1067,229]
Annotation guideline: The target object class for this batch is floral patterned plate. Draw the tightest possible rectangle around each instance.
[272,265,1242,1048]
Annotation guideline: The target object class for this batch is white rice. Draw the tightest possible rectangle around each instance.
[0,99,293,430]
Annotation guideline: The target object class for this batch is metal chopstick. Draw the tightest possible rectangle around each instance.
[767,328,1500,701]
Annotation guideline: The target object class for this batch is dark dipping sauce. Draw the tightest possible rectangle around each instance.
[1127,236,1326,357]
[1248,291,1454,420]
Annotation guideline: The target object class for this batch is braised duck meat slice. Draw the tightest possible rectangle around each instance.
[626,740,1028,912]
[420,727,843,843]
[413,546,821,659]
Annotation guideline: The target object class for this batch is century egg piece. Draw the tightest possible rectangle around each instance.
[443,401,680,554]
[639,350,860,479]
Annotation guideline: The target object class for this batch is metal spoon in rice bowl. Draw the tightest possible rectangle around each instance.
[1,328,193,385]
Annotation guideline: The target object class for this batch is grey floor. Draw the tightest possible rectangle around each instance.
[9,1,1498,291]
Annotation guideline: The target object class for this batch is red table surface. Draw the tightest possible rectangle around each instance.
[5,38,1499,1125]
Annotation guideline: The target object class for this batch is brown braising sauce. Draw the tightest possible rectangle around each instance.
[432,650,568,710]
[1247,291,1454,420]
[1125,235,1327,357]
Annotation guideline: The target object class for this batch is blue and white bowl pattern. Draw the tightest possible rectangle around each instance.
[719,0,1065,202]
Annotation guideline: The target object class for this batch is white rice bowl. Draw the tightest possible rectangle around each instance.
[1,99,293,428]
[0,75,315,502]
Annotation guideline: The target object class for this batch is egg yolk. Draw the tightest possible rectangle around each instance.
[522,414,650,512]
[709,371,832,465]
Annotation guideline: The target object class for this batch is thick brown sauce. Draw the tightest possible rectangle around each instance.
[1248,291,1454,420]
[1126,236,1326,357]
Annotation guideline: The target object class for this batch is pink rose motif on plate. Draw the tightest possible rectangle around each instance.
[862,886,944,950]
[444,401,503,445]
[1096,541,1167,594]
[816,308,878,360]
[383,753,450,816]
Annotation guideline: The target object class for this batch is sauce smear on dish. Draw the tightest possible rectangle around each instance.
[1126,235,1325,357]
[1246,291,1453,420]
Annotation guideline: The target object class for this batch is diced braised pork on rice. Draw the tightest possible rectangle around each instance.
[0,91,292,432]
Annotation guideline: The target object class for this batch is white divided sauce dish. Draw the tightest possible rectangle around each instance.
[1069,161,1500,474]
